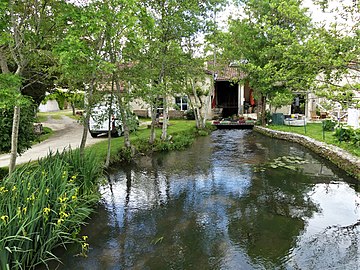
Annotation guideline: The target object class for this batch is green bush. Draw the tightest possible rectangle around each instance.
[0,149,103,269]
[334,126,357,142]
[184,109,195,120]
[322,119,336,131]
[351,129,360,146]
[0,101,36,154]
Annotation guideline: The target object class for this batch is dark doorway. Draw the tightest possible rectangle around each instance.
[291,94,305,114]
[215,81,238,117]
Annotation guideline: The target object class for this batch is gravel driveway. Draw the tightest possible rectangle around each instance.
[0,115,105,168]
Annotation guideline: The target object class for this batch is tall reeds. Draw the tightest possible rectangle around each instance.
[0,149,103,269]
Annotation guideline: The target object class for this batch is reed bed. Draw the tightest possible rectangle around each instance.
[0,149,103,269]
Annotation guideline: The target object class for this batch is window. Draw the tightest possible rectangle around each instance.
[175,96,188,111]
[157,98,164,114]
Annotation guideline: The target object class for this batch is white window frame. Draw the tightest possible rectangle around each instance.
[175,96,188,111]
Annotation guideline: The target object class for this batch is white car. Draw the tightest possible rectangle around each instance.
[89,104,124,138]
[89,102,139,138]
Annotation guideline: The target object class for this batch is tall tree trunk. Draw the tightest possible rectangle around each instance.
[105,91,114,168]
[149,102,157,145]
[202,94,210,129]
[0,47,9,73]
[161,97,168,140]
[80,33,105,156]
[71,103,76,116]
[79,80,95,155]
[9,106,20,174]
[188,95,200,129]
[190,79,205,129]
[115,80,131,149]
[260,94,267,126]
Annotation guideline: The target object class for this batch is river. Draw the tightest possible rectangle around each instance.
[56,130,360,269]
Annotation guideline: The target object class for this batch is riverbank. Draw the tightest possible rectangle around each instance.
[0,120,211,269]
[85,120,213,164]
[254,126,360,180]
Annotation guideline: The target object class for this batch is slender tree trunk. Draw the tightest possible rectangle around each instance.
[202,94,210,129]
[190,79,205,129]
[161,97,168,140]
[0,48,9,73]
[105,91,114,168]
[79,80,95,155]
[71,103,76,116]
[80,33,105,156]
[188,95,200,129]
[260,94,267,126]
[149,102,157,145]
[9,106,20,174]
[115,80,131,149]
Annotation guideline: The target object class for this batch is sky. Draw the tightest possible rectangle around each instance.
[217,0,357,30]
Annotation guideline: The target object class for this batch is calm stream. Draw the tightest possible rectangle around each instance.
[58,130,360,269]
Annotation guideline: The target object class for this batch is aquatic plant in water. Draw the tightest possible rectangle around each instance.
[254,155,309,172]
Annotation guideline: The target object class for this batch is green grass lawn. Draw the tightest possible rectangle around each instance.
[268,123,360,157]
[86,120,199,162]
[37,109,82,121]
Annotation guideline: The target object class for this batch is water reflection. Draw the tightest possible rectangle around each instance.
[55,130,360,269]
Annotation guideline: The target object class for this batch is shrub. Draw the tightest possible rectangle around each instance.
[184,109,195,120]
[334,126,352,142]
[0,149,103,269]
[322,119,336,131]
[0,101,36,154]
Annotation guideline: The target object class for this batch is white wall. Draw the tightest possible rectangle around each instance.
[38,100,60,112]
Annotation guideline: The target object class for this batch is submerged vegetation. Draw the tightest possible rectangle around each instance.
[255,155,309,172]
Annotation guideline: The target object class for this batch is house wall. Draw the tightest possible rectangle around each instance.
[130,96,187,119]
[38,99,60,112]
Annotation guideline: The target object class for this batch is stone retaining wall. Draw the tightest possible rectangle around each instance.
[254,126,360,180]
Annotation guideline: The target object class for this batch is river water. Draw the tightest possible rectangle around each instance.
[58,130,360,269]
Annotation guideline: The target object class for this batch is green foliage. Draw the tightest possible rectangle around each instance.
[268,91,294,112]
[269,123,360,157]
[0,100,36,154]
[0,149,103,269]
[322,119,336,131]
[184,109,195,120]
[227,0,316,96]
[333,125,360,146]
[226,0,319,125]
[42,89,84,110]
[0,167,7,180]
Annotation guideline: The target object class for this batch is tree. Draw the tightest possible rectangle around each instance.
[1,0,62,173]
[0,74,36,156]
[227,0,319,125]
[309,0,359,108]
[136,0,227,143]
[54,1,109,156]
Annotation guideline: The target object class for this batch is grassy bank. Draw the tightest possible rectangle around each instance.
[0,120,208,268]
[268,123,360,157]
[87,120,212,163]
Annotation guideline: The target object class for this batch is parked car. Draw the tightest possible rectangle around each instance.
[89,100,138,138]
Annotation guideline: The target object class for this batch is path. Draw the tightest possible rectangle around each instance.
[0,115,106,168]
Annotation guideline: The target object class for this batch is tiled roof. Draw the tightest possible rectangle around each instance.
[205,61,247,81]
